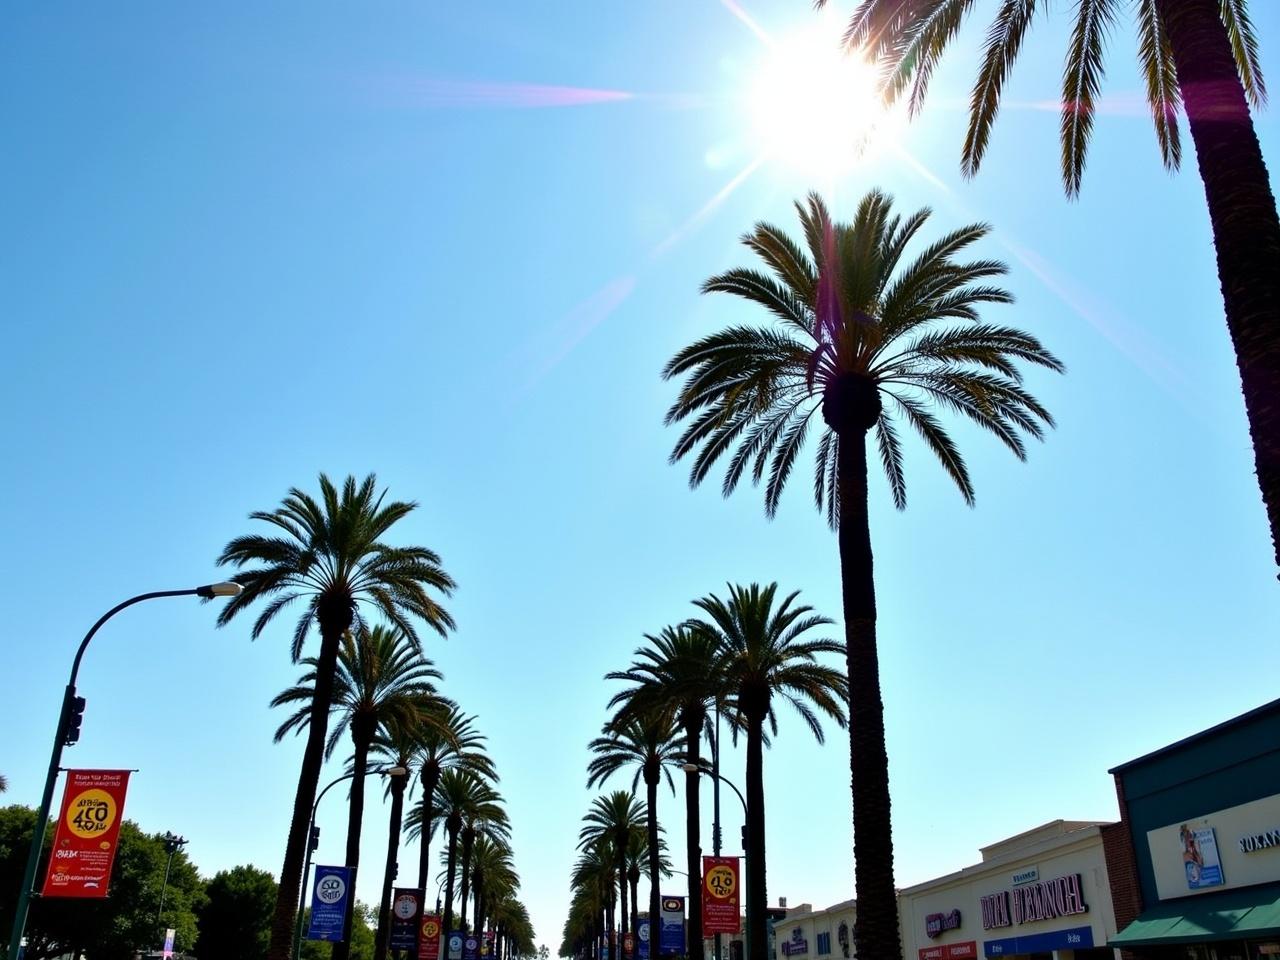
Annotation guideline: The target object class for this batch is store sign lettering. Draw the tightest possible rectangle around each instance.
[1239,829,1280,854]
[980,893,1010,930]
[925,910,961,939]
[980,874,1087,930]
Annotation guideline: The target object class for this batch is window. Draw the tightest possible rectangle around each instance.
[817,933,831,955]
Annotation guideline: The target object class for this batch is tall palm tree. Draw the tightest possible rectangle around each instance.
[579,792,647,952]
[216,473,457,960]
[606,625,724,951]
[571,839,617,960]
[664,193,1060,960]
[459,806,512,938]
[470,834,517,934]
[408,704,497,891]
[586,716,680,944]
[435,769,506,939]
[825,0,1280,571]
[272,624,441,960]
[368,718,423,960]
[692,583,848,960]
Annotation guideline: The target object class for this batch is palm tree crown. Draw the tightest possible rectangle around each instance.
[664,192,1062,520]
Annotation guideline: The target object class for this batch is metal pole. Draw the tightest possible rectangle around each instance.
[156,848,177,932]
[6,587,213,960]
[712,705,722,960]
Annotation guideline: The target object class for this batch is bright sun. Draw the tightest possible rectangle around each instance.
[745,17,890,181]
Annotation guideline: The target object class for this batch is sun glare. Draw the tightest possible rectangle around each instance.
[745,19,891,182]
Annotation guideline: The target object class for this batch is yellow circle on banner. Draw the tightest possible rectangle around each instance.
[706,865,736,899]
[424,920,441,938]
[66,789,117,839]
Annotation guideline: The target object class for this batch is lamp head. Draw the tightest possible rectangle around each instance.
[197,582,243,599]
[681,762,699,773]
[386,765,408,777]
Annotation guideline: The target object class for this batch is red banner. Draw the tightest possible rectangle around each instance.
[702,856,741,935]
[419,914,442,960]
[41,769,132,898]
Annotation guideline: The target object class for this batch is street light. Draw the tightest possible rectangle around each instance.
[6,582,243,960]
[682,762,749,960]
[156,832,189,941]
[292,764,407,960]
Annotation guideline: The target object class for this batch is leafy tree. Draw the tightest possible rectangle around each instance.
[196,864,277,960]
[664,193,1059,960]
[692,583,848,960]
[586,716,679,941]
[272,624,441,960]
[823,0,1280,572]
[606,625,723,950]
[0,807,204,960]
[216,473,457,960]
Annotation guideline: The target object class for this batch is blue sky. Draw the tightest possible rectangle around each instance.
[2,0,1279,951]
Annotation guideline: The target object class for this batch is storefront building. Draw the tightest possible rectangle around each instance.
[899,819,1122,960]
[771,899,857,960]
[1107,698,1280,960]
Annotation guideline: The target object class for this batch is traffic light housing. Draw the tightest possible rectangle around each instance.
[309,825,321,852]
[63,696,86,746]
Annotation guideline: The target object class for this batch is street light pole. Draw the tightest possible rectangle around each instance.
[682,762,748,960]
[293,765,406,960]
[5,582,243,960]
[156,832,189,940]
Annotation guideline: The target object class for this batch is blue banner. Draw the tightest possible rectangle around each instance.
[984,925,1093,957]
[389,888,423,951]
[637,919,650,960]
[307,865,353,942]
[464,933,480,960]
[659,896,685,956]
[447,931,465,960]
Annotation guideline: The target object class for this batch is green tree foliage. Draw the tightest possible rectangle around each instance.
[0,806,204,960]
[196,864,277,960]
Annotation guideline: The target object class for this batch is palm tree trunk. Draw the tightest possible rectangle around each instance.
[444,823,460,939]
[419,763,441,891]
[374,774,409,960]
[1158,0,1280,573]
[836,432,901,960]
[681,710,704,956]
[616,840,629,946]
[628,867,639,944]
[460,826,476,933]
[333,723,374,960]
[644,768,661,957]
[266,609,349,960]
[744,713,767,960]
[473,868,484,933]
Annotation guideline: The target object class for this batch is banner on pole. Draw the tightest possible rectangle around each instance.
[463,932,480,960]
[702,856,742,935]
[162,928,175,959]
[448,931,465,960]
[659,895,685,956]
[637,919,650,960]
[390,888,424,951]
[307,865,354,942]
[41,769,132,898]
[419,914,443,960]
[481,930,495,958]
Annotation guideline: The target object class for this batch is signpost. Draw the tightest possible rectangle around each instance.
[390,888,424,952]
[40,770,131,898]
[419,914,443,960]
[702,857,742,936]
[307,866,354,942]
[659,896,685,957]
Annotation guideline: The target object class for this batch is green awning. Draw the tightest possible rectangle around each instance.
[1111,885,1280,947]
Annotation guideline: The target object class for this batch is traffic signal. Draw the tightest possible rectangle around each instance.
[309,825,321,852]
[63,696,86,746]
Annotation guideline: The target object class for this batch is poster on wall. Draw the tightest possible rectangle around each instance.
[1180,824,1225,889]
[40,769,132,898]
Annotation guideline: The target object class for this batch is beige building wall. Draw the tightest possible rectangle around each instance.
[897,820,1120,960]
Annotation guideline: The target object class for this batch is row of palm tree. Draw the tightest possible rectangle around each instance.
[562,583,848,960]
[215,473,535,960]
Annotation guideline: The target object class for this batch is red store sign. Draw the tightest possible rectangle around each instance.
[919,941,977,960]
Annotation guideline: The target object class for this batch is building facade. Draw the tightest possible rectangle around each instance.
[1108,698,1280,960]
[898,819,1123,960]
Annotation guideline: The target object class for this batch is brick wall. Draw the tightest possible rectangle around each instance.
[1103,774,1145,960]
